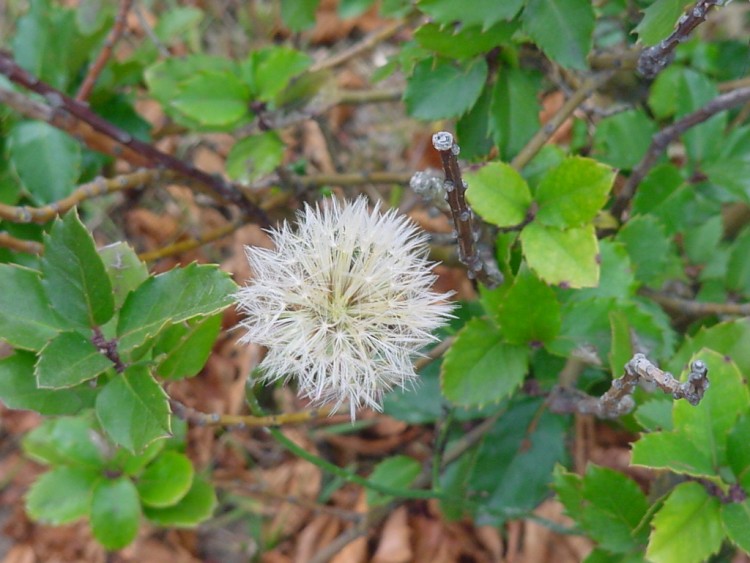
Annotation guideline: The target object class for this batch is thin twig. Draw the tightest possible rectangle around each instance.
[169,399,332,429]
[0,168,172,224]
[548,354,709,418]
[637,0,726,78]
[640,286,750,318]
[0,232,43,254]
[296,171,413,187]
[137,219,244,262]
[0,51,269,226]
[310,19,406,73]
[76,0,133,101]
[431,132,503,288]
[611,86,750,220]
[511,72,614,170]
[413,336,455,372]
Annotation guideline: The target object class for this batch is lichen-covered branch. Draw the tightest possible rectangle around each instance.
[548,353,709,418]
[169,399,332,429]
[430,132,503,289]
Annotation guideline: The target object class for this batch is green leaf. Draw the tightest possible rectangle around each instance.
[26,466,98,525]
[682,215,723,265]
[465,162,532,227]
[647,482,723,563]
[338,0,375,19]
[616,215,675,285]
[154,315,222,379]
[534,157,615,228]
[0,352,94,415]
[117,263,237,353]
[154,6,203,44]
[35,331,113,389]
[8,121,81,204]
[722,500,750,553]
[414,21,518,60]
[96,364,171,452]
[366,455,421,507]
[456,85,493,160]
[441,318,528,407]
[632,431,715,477]
[635,0,692,46]
[91,477,141,550]
[171,71,251,128]
[99,242,149,310]
[22,416,107,469]
[592,110,658,170]
[578,464,650,553]
[404,57,488,120]
[635,398,673,432]
[0,264,67,350]
[281,0,319,31]
[728,414,750,492]
[552,465,584,521]
[570,240,636,302]
[143,475,216,527]
[668,319,750,376]
[609,310,633,379]
[41,210,115,329]
[522,0,594,70]
[495,268,560,346]
[417,0,524,28]
[520,223,599,288]
[242,47,313,103]
[726,227,750,294]
[471,397,568,524]
[226,132,285,183]
[489,67,541,160]
[137,451,194,507]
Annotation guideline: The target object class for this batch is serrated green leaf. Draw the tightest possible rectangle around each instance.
[726,227,750,294]
[143,475,216,527]
[41,210,115,329]
[522,0,594,70]
[99,242,149,309]
[242,46,312,103]
[117,263,237,353]
[570,240,636,302]
[22,416,107,469]
[683,215,723,265]
[635,398,673,432]
[0,352,94,415]
[617,215,674,285]
[338,0,375,18]
[8,120,81,205]
[26,466,98,525]
[91,477,141,550]
[635,0,691,46]
[579,464,650,553]
[154,6,203,43]
[154,314,222,380]
[0,264,67,350]
[722,500,750,553]
[632,431,715,476]
[520,223,599,288]
[366,455,421,507]
[647,482,722,563]
[489,67,541,160]
[226,132,285,183]
[441,318,528,407]
[495,268,560,346]
[456,85,493,160]
[35,331,113,389]
[404,57,488,120]
[137,451,194,507]
[592,110,658,170]
[414,21,518,60]
[668,319,750,376]
[417,0,524,28]
[465,162,532,227]
[96,364,171,452]
[280,0,319,31]
[171,71,251,127]
[609,310,633,378]
[552,465,584,521]
[534,157,615,228]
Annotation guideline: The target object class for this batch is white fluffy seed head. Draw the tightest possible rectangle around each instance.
[236,197,455,420]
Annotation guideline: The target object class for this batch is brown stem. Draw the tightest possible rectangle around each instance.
[637,0,726,78]
[92,327,126,373]
[137,219,243,262]
[168,399,332,429]
[431,132,503,289]
[0,51,269,226]
[75,0,133,101]
[0,232,43,254]
[611,86,750,220]
[640,286,750,318]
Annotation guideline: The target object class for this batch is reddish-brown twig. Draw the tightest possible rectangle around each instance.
[75,0,134,101]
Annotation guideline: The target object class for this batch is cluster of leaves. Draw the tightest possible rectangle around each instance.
[2,0,750,560]
[0,211,233,548]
